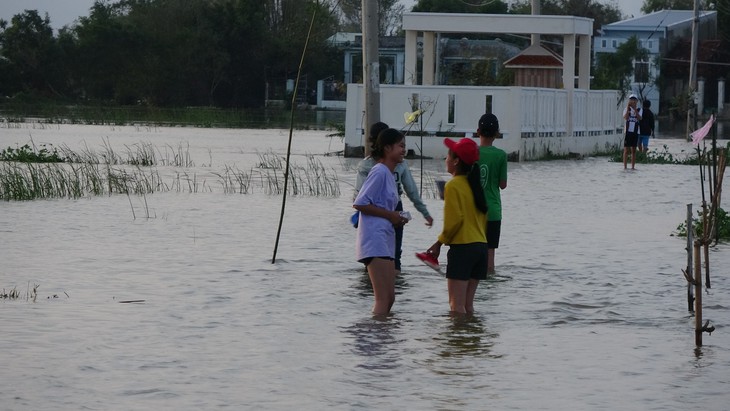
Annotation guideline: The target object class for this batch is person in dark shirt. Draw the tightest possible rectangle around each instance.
[638,100,655,152]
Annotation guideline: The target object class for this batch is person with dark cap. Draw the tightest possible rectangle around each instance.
[423,137,487,315]
[623,94,642,169]
[354,122,434,275]
[638,100,655,152]
[476,113,507,274]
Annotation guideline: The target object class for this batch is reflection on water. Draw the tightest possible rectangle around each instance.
[344,316,404,371]
[436,314,499,360]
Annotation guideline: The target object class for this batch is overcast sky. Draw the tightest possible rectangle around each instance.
[1,0,644,31]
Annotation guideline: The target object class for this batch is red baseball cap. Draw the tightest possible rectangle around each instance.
[444,138,479,166]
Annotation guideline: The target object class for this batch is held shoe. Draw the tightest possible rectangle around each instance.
[415,252,442,273]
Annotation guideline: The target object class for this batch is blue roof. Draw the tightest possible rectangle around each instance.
[603,9,716,31]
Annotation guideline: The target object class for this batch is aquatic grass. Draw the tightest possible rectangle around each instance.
[1,142,342,200]
[257,150,285,169]
[213,165,254,194]
[0,161,168,200]
[1,283,39,302]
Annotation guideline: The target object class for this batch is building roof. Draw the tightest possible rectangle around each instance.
[504,44,563,68]
[602,9,716,32]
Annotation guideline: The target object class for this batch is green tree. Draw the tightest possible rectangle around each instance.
[509,0,621,33]
[641,0,697,13]
[0,10,66,98]
[335,0,405,36]
[412,0,508,13]
[593,36,648,99]
[642,0,730,42]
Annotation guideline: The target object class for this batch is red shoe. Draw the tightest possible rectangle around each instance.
[415,252,442,273]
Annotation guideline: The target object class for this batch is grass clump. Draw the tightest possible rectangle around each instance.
[675,207,730,241]
[0,143,68,163]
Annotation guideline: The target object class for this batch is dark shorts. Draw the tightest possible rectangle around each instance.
[359,257,394,266]
[446,243,488,281]
[639,135,650,147]
[486,220,501,249]
[624,132,638,148]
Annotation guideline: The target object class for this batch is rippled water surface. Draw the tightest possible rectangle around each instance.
[1,123,729,410]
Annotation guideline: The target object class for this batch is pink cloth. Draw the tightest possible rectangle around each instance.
[691,115,715,145]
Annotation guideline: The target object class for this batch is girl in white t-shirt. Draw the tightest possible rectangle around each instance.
[353,128,408,315]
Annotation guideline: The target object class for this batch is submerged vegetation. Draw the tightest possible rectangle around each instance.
[0,142,340,201]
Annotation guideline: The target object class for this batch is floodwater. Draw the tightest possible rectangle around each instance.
[1,123,729,410]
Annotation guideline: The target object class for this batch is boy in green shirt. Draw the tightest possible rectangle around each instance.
[476,113,508,274]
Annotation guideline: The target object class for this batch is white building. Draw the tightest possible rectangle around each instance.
[344,12,624,161]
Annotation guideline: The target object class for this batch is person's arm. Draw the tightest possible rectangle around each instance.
[353,157,374,199]
[499,155,508,190]
[436,183,463,246]
[353,203,404,226]
[398,164,434,226]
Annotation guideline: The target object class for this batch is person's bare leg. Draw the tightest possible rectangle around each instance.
[623,147,628,169]
[367,258,396,315]
[448,279,468,314]
[465,279,480,314]
[631,147,636,169]
[487,248,496,274]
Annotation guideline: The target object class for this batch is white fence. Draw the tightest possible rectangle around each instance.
[344,84,623,161]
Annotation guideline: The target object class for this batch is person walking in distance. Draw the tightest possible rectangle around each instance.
[476,113,507,274]
[623,94,641,169]
[355,122,434,275]
[353,128,409,315]
[638,100,655,152]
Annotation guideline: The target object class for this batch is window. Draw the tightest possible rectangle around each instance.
[612,40,617,48]
[448,94,455,124]
[601,39,607,48]
[648,40,653,50]
[634,61,649,83]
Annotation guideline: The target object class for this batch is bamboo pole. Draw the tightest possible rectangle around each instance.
[686,204,694,312]
[694,241,703,346]
[272,8,317,264]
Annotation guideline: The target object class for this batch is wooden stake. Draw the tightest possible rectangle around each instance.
[686,204,694,312]
[694,241,703,346]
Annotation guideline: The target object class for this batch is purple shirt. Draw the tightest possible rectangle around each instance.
[353,163,399,261]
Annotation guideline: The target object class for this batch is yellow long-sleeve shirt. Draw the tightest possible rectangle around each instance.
[437,175,487,245]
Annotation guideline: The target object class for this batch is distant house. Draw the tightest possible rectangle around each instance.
[593,10,717,114]
[504,43,563,88]
[328,33,406,85]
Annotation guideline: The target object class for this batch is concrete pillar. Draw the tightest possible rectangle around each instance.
[531,0,541,45]
[578,35,591,89]
[698,77,705,115]
[405,30,418,85]
[718,78,725,112]
[422,31,436,85]
[562,34,575,90]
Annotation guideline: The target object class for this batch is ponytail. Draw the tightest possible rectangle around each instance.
[452,149,487,214]
[468,164,488,214]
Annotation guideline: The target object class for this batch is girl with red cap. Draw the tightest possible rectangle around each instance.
[423,137,487,314]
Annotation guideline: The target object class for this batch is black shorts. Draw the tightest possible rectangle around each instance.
[624,132,638,148]
[446,243,488,281]
[486,220,501,249]
[359,256,394,266]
